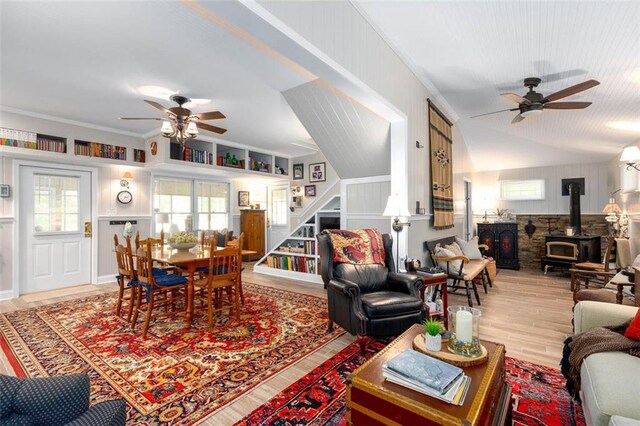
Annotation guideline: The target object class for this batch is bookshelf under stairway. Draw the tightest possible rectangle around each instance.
[254,195,340,284]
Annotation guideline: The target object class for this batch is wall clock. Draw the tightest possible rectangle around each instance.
[117,190,132,204]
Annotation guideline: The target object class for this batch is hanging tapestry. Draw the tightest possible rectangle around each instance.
[428,100,454,229]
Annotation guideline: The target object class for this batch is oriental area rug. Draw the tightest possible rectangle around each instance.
[0,283,344,425]
[238,342,586,426]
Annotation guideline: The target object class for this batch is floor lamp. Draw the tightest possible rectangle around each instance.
[383,194,411,272]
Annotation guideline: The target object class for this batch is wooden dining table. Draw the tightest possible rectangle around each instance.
[150,245,257,327]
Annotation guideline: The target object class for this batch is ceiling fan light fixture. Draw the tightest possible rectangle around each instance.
[161,120,173,137]
[520,107,543,118]
[620,146,640,162]
[186,121,198,137]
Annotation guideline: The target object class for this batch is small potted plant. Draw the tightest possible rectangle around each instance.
[423,318,443,352]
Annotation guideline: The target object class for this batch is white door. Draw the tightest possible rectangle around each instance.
[20,166,92,294]
[268,185,289,251]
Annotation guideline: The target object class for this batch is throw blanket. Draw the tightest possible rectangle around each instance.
[322,229,385,265]
[561,321,640,401]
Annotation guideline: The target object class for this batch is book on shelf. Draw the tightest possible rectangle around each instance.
[382,349,470,405]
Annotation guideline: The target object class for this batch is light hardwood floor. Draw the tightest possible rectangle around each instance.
[0,265,576,424]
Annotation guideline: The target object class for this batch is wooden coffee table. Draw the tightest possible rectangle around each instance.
[346,324,512,425]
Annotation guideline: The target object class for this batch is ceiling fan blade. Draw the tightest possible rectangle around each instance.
[144,100,175,116]
[542,80,600,103]
[119,117,163,121]
[500,93,529,105]
[197,122,227,134]
[544,101,592,110]
[470,108,519,119]
[511,114,525,124]
[196,111,225,120]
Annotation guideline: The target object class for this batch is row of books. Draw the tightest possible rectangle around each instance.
[133,149,146,163]
[264,255,316,274]
[1,128,67,153]
[170,143,214,164]
[75,142,127,160]
[382,349,471,406]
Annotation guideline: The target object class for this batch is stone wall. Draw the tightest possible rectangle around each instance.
[516,215,609,269]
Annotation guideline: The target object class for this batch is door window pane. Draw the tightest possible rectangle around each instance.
[33,174,80,232]
[271,188,287,225]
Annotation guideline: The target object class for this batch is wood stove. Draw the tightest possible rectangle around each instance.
[541,235,601,272]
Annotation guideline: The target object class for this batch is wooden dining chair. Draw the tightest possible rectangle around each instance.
[132,241,188,338]
[135,230,177,275]
[226,233,245,305]
[193,243,241,330]
[113,234,137,321]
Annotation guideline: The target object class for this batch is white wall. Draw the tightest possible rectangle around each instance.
[0,111,150,294]
[259,1,475,259]
[472,161,612,216]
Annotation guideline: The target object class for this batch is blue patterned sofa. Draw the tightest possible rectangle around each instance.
[0,373,126,425]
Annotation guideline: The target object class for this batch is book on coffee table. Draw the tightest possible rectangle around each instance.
[382,349,471,405]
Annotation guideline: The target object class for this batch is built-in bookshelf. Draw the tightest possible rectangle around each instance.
[133,148,146,163]
[74,140,127,161]
[216,144,246,170]
[255,195,340,284]
[1,127,67,153]
[169,140,213,165]
[248,150,272,173]
[145,136,292,178]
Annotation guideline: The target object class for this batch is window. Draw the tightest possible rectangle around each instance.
[499,180,545,201]
[197,181,228,230]
[33,174,79,232]
[270,188,288,225]
[153,178,229,233]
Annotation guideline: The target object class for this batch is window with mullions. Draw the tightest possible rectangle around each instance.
[33,174,79,233]
[271,188,287,225]
[499,180,545,201]
[197,181,228,230]
[153,178,229,234]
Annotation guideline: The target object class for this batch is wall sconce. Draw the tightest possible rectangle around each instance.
[603,189,622,236]
[120,171,133,188]
[620,146,640,171]
[383,194,411,271]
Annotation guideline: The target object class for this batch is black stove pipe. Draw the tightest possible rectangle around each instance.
[569,182,581,235]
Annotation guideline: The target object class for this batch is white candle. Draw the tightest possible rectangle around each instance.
[455,310,473,343]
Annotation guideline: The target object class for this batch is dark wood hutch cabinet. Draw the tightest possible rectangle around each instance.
[477,222,520,270]
[240,209,266,261]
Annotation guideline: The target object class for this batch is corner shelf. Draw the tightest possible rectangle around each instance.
[254,195,341,284]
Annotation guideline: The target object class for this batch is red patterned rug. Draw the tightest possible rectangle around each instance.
[237,341,585,426]
[0,282,344,425]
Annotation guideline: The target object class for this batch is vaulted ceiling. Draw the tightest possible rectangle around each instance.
[356,1,640,171]
[1,1,638,172]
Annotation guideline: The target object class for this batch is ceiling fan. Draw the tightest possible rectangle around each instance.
[120,95,226,143]
[471,77,600,124]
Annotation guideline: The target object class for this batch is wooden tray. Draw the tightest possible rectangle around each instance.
[412,334,488,367]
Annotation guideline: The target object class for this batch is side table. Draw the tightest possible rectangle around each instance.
[417,273,448,328]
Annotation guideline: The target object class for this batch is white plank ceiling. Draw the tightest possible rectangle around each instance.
[356,1,640,171]
[283,81,391,179]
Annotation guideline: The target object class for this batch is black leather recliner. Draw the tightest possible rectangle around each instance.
[318,232,426,339]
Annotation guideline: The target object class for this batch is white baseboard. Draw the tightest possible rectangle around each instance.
[0,289,15,301]
[96,275,117,285]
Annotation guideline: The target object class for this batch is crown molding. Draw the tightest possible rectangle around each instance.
[0,105,144,138]
[349,1,459,122]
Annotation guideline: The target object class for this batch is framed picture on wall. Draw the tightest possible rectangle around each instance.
[309,162,326,183]
[293,163,304,180]
[292,196,303,208]
[304,185,316,197]
[238,191,250,207]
